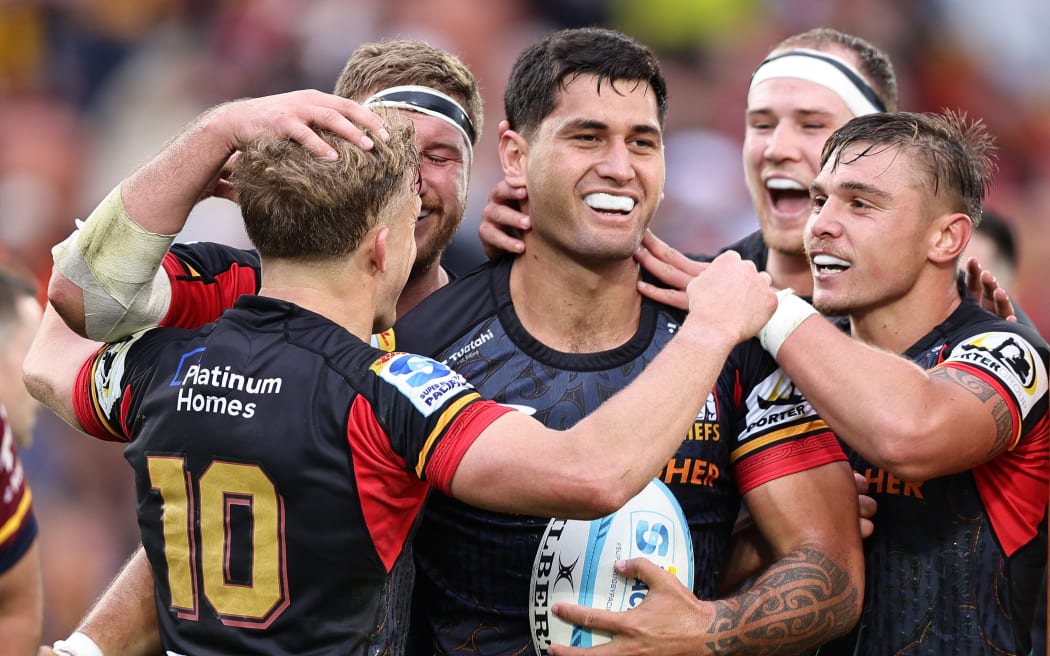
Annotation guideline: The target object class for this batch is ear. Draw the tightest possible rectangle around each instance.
[370,225,390,274]
[499,128,529,187]
[928,212,973,265]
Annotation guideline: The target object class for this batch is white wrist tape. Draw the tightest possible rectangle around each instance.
[52,631,104,656]
[758,289,818,358]
[52,185,175,342]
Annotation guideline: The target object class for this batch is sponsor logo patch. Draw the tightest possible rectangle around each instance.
[741,370,815,439]
[947,331,1048,417]
[371,352,473,417]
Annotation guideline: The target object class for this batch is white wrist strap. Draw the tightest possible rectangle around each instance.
[758,289,818,358]
[53,631,104,656]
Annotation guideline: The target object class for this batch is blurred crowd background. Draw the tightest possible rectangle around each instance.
[1,0,1047,643]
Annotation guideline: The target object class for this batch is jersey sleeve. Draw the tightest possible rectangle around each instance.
[160,242,262,329]
[726,343,847,495]
[358,351,514,493]
[938,329,1049,449]
[72,330,160,442]
[0,408,37,573]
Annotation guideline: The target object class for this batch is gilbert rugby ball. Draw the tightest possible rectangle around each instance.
[529,479,693,655]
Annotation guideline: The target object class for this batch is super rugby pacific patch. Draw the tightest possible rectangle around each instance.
[370,352,473,417]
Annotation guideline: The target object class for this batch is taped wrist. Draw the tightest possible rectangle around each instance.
[52,185,175,342]
[758,289,818,358]
[52,631,104,656]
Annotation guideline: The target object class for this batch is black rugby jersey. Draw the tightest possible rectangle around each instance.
[819,299,1049,656]
[71,295,512,656]
[391,257,846,656]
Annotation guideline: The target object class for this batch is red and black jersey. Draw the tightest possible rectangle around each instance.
[0,406,36,573]
[391,257,846,656]
[822,299,1049,656]
[71,295,511,656]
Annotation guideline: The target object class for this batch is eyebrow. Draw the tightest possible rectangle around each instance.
[747,107,838,120]
[561,118,662,138]
[811,178,892,200]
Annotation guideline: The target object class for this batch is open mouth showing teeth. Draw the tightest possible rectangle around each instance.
[584,192,635,214]
[766,178,810,214]
[812,253,851,273]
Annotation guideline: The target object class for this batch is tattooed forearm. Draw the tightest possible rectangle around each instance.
[703,547,859,655]
[932,367,1013,458]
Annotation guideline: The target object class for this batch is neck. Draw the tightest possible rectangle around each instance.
[766,248,813,295]
[397,264,449,318]
[849,272,962,354]
[509,245,643,353]
[258,257,376,341]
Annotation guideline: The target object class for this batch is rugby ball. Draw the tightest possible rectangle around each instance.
[529,479,693,655]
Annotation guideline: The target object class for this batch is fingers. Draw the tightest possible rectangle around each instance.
[479,179,530,259]
[633,246,703,292]
[636,280,689,311]
[854,471,877,539]
[992,288,1018,322]
[225,90,391,161]
[479,215,526,259]
[965,257,983,299]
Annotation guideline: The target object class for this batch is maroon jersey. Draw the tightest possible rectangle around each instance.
[0,405,36,573]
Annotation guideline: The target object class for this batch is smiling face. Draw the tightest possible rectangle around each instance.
[805,142,938,316]
[400,108,472,279]
[515,74,664,264]
[743,75,857,257]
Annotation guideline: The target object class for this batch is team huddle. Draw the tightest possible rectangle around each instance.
[0,22,1044,656]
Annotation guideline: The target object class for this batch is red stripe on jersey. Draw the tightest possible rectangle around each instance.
[733,431,847,496]
[423,399,515,494]
[346,395,430,573]
[72,353,127,442]
[973,408,1049,557]
[160,253,260,329]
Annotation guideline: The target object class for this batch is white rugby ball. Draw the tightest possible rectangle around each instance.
[529,479,693,655]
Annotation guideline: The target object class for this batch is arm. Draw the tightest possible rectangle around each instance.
[549,463,863,656]
[51,90,387,341]
[51,547,160,656]
[0,541,43,656]
[450,252,777,519]
[22,304,104,430]
[771,305,1030,482]
[720,471,876,595]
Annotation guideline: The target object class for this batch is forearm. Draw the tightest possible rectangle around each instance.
[72,547,161,656]
[775,317,960,476]
[0,542,43,656]
[123,105,236,235]
[704,546,860,654]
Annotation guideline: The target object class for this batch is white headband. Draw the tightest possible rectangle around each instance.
[364,85,476,147]
[749,49,885,117]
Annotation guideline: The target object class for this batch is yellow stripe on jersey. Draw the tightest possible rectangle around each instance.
[731,419,831,462]
[0,486,32,545]
[415,392,482,478]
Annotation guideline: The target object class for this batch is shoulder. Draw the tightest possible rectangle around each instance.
[392,260,506,356]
